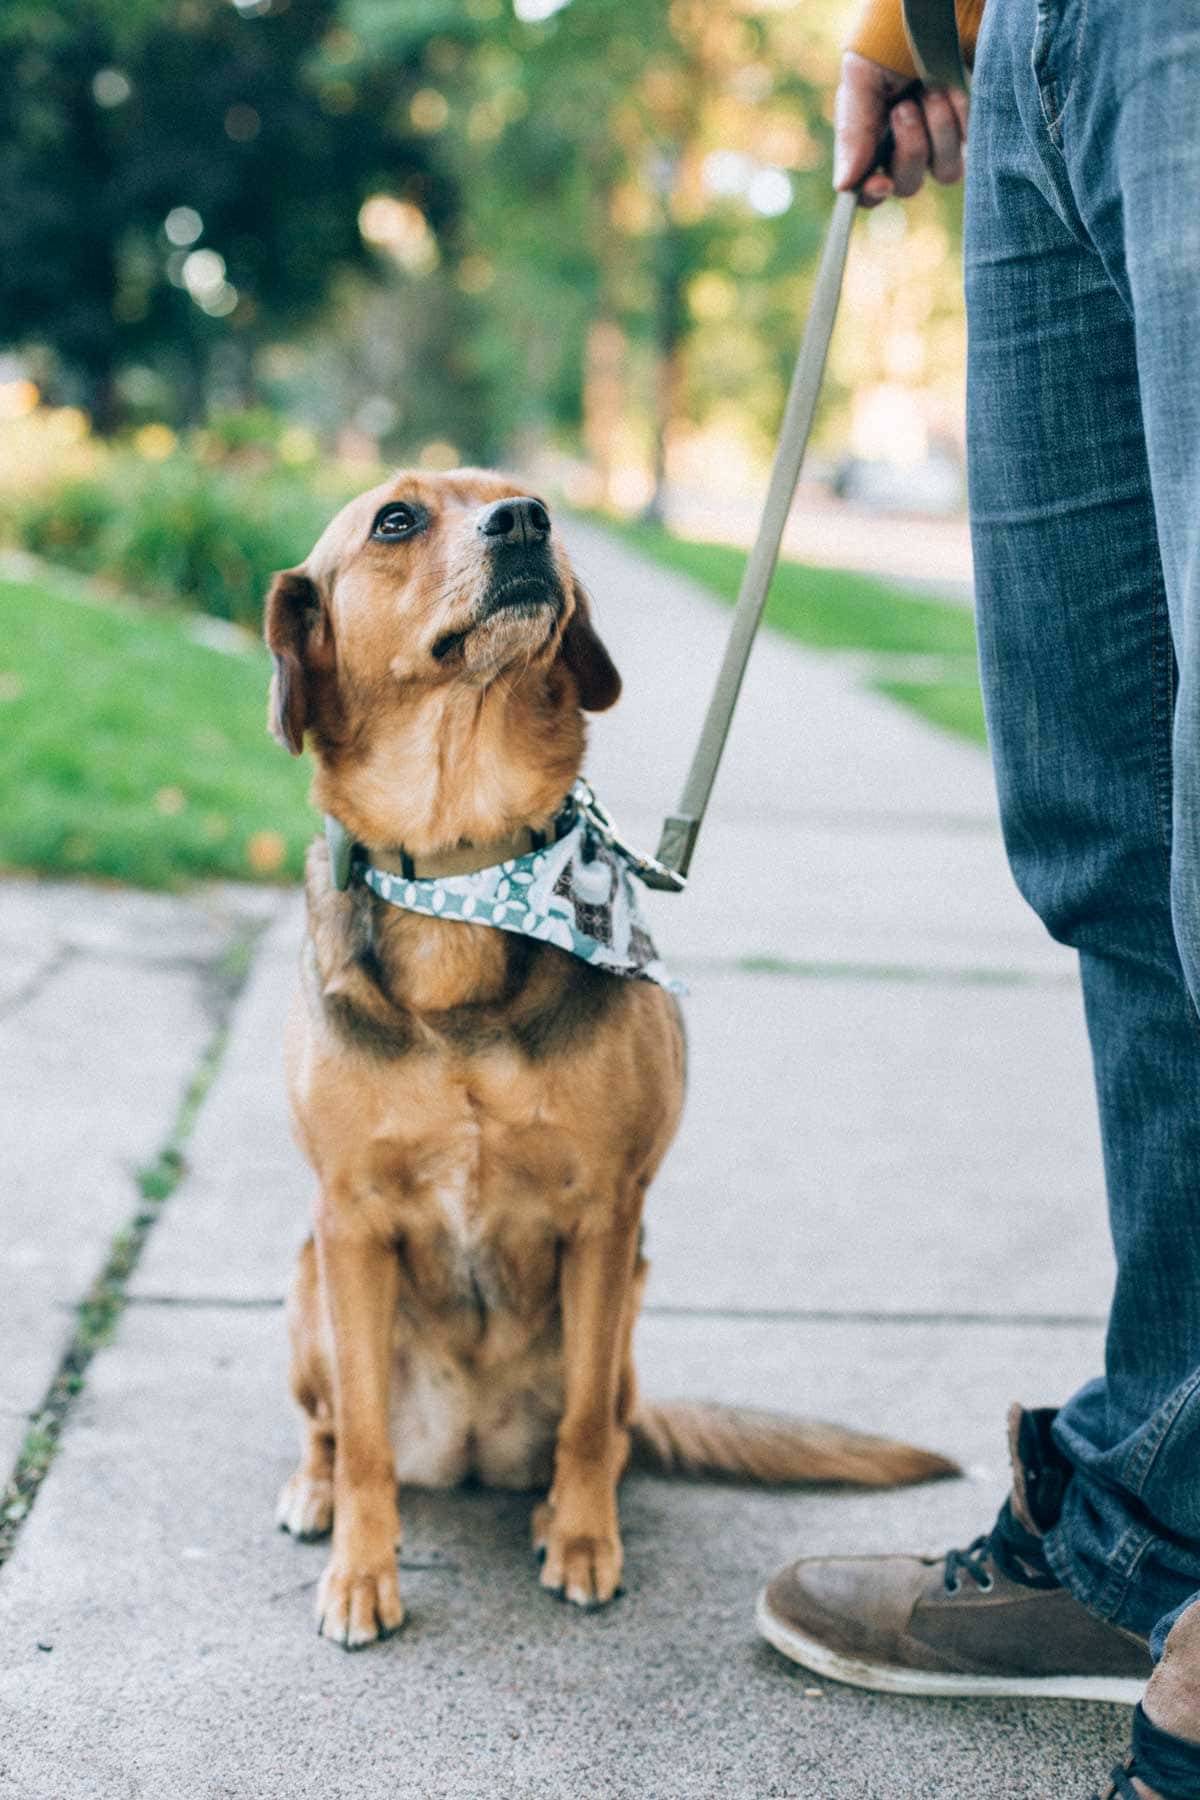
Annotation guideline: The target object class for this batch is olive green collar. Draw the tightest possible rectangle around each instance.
[323,813,558,893]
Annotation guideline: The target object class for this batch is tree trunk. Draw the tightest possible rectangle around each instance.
[84,368,122,437]
[643,225,688,526]
[582,316,627,509]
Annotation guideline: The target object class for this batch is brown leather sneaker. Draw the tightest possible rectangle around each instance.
[756,1405,1151,1703]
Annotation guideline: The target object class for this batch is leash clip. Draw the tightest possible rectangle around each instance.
[570,780,687,894]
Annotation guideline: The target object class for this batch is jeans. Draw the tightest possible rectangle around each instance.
[966,0,1200,1656]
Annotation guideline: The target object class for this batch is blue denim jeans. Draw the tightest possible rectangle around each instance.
[966,0,1200,1658]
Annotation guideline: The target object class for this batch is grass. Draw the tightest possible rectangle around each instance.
[0,515,987,894]
[602,518,986,746]
[876,676,986,745]
[0,569,317,887]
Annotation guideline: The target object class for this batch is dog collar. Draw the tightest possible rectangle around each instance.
[323,808,572,892]
[328,783,680,991]
[368,824,555,882]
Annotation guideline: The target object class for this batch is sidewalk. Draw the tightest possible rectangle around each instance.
[660,491,975,599]
[0,525,1128,1799]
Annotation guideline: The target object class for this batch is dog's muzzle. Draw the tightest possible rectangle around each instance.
[475,496,563,620]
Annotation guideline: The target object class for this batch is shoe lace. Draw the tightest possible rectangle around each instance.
[942,1498,1060,1595]
[942,1536,995,1595]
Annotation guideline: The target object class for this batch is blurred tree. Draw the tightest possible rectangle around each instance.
[0,0,965,486]
[0,0,452,430]
[349,0,846,508]
[417,0,963,504]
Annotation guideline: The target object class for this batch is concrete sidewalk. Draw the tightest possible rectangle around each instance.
[0,524,1128,1799]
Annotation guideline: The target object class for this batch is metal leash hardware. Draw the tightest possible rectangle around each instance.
[571,779,687,893]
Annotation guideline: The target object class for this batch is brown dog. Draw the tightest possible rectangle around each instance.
[264,468,957,1648]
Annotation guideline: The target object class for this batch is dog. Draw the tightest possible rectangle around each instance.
[264,467,958,1648]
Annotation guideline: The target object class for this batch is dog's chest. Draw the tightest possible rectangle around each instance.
[381,1102,572,1490]
[384,1097,576,1334]
[430,1150,475,1259]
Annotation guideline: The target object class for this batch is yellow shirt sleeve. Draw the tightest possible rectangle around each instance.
[846,0,984,78]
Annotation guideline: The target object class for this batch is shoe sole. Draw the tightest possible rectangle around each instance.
[754,1588,1146,1705]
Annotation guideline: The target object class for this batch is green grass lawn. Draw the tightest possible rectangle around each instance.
[875,677,987,744]
[603,518,986,745]
[0,525,986,893]
[0,570,316,888]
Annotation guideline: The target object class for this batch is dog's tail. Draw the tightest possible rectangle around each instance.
[628,1400,959,1488]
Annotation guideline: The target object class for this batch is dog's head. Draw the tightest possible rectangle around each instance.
[263,469,620,852]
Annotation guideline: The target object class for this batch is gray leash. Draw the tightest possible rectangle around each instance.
[648,188,859,889]
[643,0,966,892]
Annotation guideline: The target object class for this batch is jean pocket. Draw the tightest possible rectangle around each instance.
[1032,0,1087,144]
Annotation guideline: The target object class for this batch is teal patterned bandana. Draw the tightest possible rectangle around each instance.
[356,793,679,992]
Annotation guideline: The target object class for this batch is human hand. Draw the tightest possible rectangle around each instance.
[833,50,968,207]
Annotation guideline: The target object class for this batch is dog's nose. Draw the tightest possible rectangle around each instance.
[476,496,551,549]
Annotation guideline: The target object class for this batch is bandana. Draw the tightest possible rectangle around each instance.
[357,809,680,992]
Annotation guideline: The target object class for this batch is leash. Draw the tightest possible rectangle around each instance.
[643,0,967,892]
[324,3,965,906]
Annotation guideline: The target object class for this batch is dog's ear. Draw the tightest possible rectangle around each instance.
[560,581,621,713]
[263,569,328,755]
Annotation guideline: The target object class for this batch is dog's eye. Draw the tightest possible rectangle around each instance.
[371,503,421,541]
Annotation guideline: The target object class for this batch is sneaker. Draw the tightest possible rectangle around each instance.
[756,1405,1151,1703]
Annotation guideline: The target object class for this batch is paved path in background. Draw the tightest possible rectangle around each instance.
[0,526,1126,1799]
[662,492,975,598]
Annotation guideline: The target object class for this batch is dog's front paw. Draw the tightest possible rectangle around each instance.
[276,1470,334,1541]
[538,1513,624,1609]
[316,1554,405,1649]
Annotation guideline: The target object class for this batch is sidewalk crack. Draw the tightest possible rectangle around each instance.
[123,1294,283,1310]
[0,943,76,1024]
[642,1302,1106,1328]
[0,917,267,1572]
